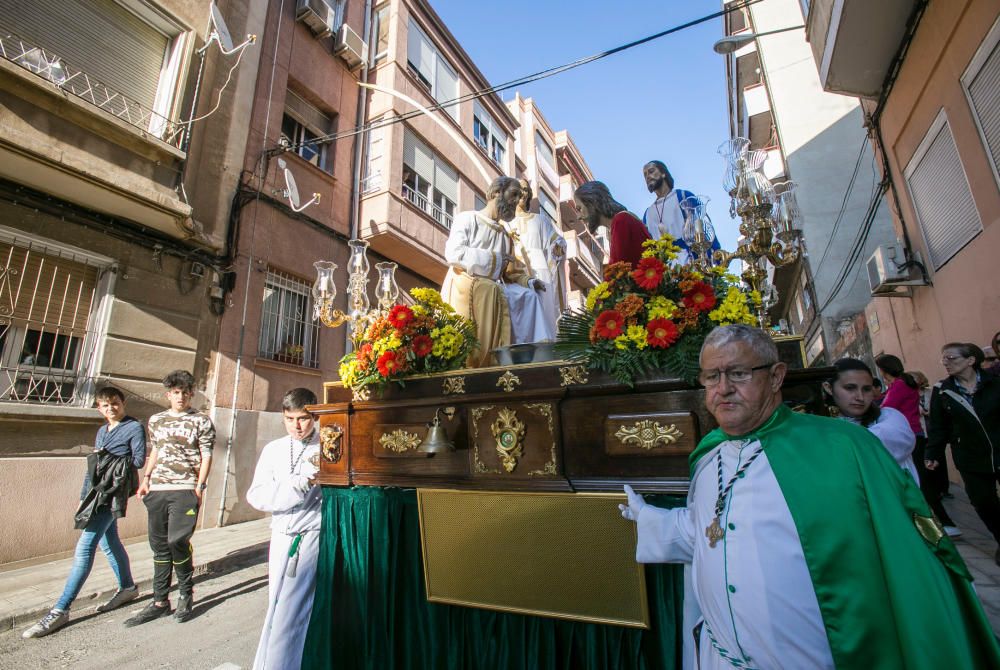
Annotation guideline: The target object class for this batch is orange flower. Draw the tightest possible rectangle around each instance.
[615,294,645,319]
[646,319,679,348]
[594,310,625,339]
[682,281,717,312]
[357,343,374,366]
[387,305,414,330]
[603,262,632,283]
[632,258,665,290]
[376,350,406,377]
[412,334,433,357]
[675,307,701,330]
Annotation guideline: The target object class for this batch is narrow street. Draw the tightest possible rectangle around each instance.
[0,562,267,670]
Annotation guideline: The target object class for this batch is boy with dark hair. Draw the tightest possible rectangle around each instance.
[125,370,215,626]
[246,387,322,670]
[23,387,146,638]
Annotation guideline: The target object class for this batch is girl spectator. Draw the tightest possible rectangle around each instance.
[823,358,919,483]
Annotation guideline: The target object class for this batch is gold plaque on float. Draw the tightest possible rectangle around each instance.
[417,489,649,628]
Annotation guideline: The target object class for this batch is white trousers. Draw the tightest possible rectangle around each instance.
[253,530,320,670]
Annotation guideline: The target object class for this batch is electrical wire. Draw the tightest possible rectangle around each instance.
[279,0,763,154]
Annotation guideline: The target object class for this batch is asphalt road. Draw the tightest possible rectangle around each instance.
[0,562,269,670]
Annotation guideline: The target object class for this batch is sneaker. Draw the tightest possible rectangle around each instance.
[943,525,962,538]
[123,601,170,627]
[95,585,139,613]
[174,594,194,623]
[22,609,68,638]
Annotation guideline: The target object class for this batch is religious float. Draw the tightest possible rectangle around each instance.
[299,139,817,669]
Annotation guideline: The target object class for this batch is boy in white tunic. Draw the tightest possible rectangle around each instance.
[247,388,322,670]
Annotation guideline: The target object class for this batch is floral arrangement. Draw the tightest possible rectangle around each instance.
[556,237,760,385]
[337,287,477,395]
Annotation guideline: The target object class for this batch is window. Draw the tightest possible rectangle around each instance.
[372,5,390,64]
[0,0,187,140]
[259,269,320,368]
[474,194,487,211]
[963,18,1000,190]
[473,102,507,168]
[538,188,558,227]
[281,92,335,173]
[0,230,111,405]
[799,271,812,310]
[362,116,385,193]
[403,129,458,228]
[406,20,459,121]
[535,131,555,171]
[904,110,983,270]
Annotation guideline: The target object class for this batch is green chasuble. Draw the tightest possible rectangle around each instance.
[690,404,1000,670]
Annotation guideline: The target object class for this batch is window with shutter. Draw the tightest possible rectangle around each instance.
[0,0,183,122]
[281,92,334,173]
[406,19,459,121]
[0,233,110,405]
[402,129,458,228]
[473,102,507,169]
[904,111,983,271]
[962,18,1000,190]
[259,269,320,368]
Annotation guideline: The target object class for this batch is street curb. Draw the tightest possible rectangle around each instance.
[3,540,268,632]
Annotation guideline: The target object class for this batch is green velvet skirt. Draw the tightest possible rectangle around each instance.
[302,487,685,670]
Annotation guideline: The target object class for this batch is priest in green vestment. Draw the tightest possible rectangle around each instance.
[620,324,1000,670]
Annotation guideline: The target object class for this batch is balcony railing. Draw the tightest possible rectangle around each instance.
[403,183,453,229]
[0,32,186,149]
[361,172,383,194]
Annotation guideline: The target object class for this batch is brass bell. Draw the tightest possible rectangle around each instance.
[419,408,455,454]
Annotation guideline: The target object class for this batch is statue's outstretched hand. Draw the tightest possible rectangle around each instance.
[619,484,646,521]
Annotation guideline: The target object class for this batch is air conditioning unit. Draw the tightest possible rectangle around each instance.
[334,23,367,70]
[296,0,336,38]
[866,245,908,294]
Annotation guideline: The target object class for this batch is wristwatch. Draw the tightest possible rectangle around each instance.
[198,482,208,491]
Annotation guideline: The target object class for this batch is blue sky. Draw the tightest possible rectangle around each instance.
[430,0,739,251]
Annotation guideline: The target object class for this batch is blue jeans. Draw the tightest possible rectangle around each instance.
[54,508,134,611]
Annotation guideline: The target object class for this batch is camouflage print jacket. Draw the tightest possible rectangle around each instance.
[147,409,216,490]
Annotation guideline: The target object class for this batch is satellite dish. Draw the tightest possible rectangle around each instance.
[209,2,235,52]
[284,167,302,210]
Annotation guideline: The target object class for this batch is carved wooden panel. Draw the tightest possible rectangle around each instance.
[316,413,350,485]
[468,402,560,478]
[372,424,428,458]
[604,412,698,458]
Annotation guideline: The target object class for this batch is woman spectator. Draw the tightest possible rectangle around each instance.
[877,357,960,536]
[823,358,918,482]
[927,342,1000,566]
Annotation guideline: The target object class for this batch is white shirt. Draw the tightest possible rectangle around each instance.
[636,439,834,670]
[443,211,512,281]
[246,432,322,535]
[851,407,919,484]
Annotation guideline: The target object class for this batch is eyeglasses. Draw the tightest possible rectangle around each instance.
[698,363,775,387]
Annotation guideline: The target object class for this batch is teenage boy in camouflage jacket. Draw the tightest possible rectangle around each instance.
[125,370,215,626]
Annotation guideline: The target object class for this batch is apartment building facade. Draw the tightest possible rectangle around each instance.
[0,0,264,562]
[722,0,897,365]
[804,0,1000,379]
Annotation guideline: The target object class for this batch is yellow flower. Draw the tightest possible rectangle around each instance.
[585,282,611,311]
[411,304,428,317]
[640,236,681,261]
[647,296,677,320]
[708,287,757,326]
[338,358,360,387]
[627,325,648,350]
[614,334,631,351]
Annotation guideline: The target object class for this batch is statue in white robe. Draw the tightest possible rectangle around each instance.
[506,179,566,342]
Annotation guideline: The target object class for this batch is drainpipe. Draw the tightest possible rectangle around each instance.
[344,0,373,353]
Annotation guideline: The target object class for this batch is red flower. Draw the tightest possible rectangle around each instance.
[387,305,414,330]
[376,350,406,377]
[412,334,433,357]
[631,258,665,291]
[682,281,717,312]
[594,310,625,339]
[646,319,679,348]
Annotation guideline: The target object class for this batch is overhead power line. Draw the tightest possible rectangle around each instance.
[281,0,763,154]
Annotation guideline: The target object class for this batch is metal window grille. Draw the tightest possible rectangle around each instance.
[259,269,320,368]
[0,239,105,405]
